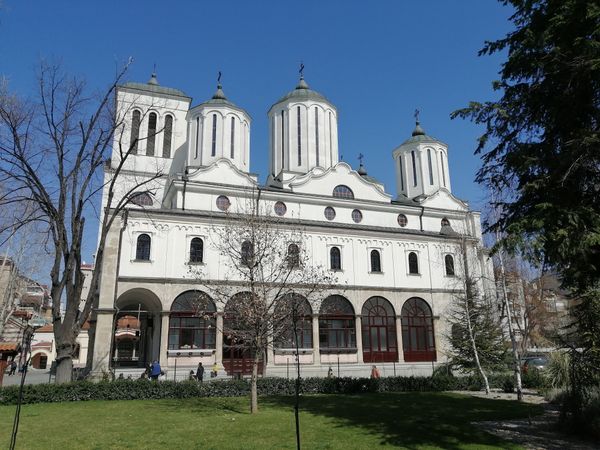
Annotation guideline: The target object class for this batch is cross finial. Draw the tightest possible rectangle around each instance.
[414,108,420,123]
[217,71,222,84]
[358,153,364,165]
[153,63,157,74]
[299,62,305,79]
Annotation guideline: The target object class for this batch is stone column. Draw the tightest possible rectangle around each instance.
[396,316,404,362]
[312,314,320,365]
[159,311,170,368]
[215,313,223,366]
[355,315,363,364]
[90,309,116,378]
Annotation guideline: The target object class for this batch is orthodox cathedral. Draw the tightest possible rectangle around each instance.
[87,70,494,378]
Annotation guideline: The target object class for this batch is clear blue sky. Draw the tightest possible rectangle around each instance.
[0,0,513,264]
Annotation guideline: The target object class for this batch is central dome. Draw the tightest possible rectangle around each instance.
[267,75,339,180]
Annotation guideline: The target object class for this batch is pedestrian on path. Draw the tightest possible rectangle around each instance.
[196,362,204,382]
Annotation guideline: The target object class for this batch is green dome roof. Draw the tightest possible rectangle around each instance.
[270,77,335,110]
[399,121,443,146]
[121,73,190,99]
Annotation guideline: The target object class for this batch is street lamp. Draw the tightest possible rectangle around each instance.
[9,317,45,450]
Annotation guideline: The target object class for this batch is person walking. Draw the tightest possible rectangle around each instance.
[370,365,380,379]
[150,360,161,381]
[211,362,219,378]
[196,362,205,383]
[8,360,17,376]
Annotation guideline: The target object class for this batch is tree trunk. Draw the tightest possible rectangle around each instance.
[54,338,75,383]
[465,298,490,394]
[55,355,73,383]
[250,352,259,414]
[497,246,523,401]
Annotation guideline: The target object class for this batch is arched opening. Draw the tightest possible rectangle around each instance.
[361,296,397,363]
[274,294,312,349]
[319,295,356,351]
[287,243,300,269]
[370,250,381,273]
[168,291,216,351]
[130,110,141,154]
[136,234,151,261]
[332,185,354,199]
[163,114,173,158]
[146,112,157,156]
[401,297,436,362]
[113,289,162,368]
[223,292,263,376]
[408,251,419,274]
[330,247,341,270]
[445,254,455,276]
[31,352,49,369]
[189,238,204,263]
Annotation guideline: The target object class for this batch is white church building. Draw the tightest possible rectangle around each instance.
[88,72,494,379]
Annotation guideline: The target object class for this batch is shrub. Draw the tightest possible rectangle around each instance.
[546,352,570,388]
[521,368,548,389]
[502,378,515,394]
[0,372,531,406]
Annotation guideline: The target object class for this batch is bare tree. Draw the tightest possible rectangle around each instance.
[446,238,505,395]
[0,61,165,382]
[188,191,334,420]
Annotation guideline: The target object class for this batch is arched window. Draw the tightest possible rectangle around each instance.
[274,294,312,348]
[445,254,455,276]
[314,107,320,166]
[130,110,141,154]
[297,106,302,165]
[168,291,216,350]
[330,246,341,270]
[362,296,397,362]
[427,148,434,185]
[190,238,204,263]
[163,114,173,158]
[129,192,153,207]
[411,151,418,186]
[398,157,404,191]
[287,243,300,269]
[441,217,450,227]
[319,295,355,350]
[281,110,285,167]
[211,114,217,156]
[230,116,235,158]
[241,240,254,267]
[401,297,436,362]
[146,112,157,156]
[370,250,382,273]
[332,185,354,199]
[135,234,151,261]
[408,252,419,275]
[440,152,447,187]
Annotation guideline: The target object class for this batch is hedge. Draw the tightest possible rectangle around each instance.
[0,372,546,406]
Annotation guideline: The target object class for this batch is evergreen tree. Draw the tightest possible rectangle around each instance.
[452,0,600,290]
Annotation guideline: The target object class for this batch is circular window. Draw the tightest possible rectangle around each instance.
[216,195,231,211]
[351,209,363,223]
[441,217,450,227]
[274,201,287,216]
[324,206,336,221]
[397,214,408,227]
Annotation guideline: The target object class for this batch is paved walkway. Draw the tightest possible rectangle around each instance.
[454,390,598,450]
[2,370,51,387]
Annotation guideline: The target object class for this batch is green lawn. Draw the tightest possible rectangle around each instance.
[0,392,542,449]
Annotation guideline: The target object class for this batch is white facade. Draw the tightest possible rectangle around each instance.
[88,73,494,379]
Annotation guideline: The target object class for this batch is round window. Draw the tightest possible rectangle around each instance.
[397,214,408,227]
[351,209,363,223]
[274,201,287,216]
[324,206,336,221]
[216,195,231,211]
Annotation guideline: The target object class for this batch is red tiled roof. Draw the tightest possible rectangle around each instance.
[36,324,53,333]
[0,342,20,352]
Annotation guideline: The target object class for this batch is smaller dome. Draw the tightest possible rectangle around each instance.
[212,83,227,100]
[357,162,368,176]
[399,120,444,147]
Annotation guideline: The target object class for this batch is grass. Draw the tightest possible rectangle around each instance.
[0,392,542,449]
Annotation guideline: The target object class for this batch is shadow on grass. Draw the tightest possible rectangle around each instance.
[262,392,542,449]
